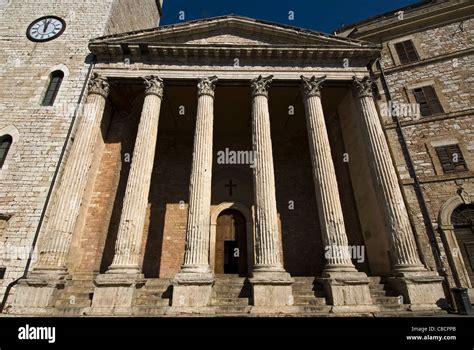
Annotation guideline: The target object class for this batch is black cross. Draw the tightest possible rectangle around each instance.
[225,179,237,197]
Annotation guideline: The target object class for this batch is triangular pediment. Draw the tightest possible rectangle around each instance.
[90,15,377,49]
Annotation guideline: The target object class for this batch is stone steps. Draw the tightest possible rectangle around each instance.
[132,307,168,316]
[132,279,172,308]
[373,296,403,305]
[136,289,172,299]
[134,297,171,307]
[54,284,94,315]
[47,275,447,316]
[212,275,251,307]
[294,296,327,306]
[213,284,250,292]
[55,299,91,308]
[290,276,328,307]
[215,305,252,315]
[370,290,399,297]
[368,277,406,311]
[212,297,250,306]
[54,278,95,309]
[298,305,332,314]
[139,279,172,287]
[212,292,251,299]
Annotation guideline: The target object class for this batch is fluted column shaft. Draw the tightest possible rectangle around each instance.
[34,73,109,273]
[181,76,218,273]
[108,76,164,273]
[301,76,355,271]
[353,77,425,274]
[251,75,284,271]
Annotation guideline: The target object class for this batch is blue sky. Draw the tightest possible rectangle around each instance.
[160,0,421,33]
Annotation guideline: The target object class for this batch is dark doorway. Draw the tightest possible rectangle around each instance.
[216,209,248,275]
[224,240,239,273]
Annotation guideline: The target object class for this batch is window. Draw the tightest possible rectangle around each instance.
[413,86,444,117]
[42,70,64,106]
[452,204,474,228]
[435,144,468,173]
[0,135,12,168]
[394,40,419,64]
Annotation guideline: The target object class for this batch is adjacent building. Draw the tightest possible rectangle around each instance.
[336,0,473,302]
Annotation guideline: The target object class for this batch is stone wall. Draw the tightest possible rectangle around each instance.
[105,0,161,36]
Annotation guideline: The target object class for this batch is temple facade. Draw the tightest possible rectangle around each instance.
[1,0,472,316]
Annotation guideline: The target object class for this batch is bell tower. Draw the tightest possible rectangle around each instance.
[0,0,163,311]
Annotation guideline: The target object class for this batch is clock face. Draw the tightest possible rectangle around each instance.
[27,16,66,42]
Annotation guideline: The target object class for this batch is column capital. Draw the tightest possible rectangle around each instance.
[352,76,375,98]
[88,73,110,98]
[301,75,326,98]
[251,75,273,97]
[197,76,218,98]
[143,75,164,98]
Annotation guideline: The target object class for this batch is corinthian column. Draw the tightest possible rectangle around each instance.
[179,76,217,276]
[352,76,445,307]
[352,76,425,275]
[33,73,110,278]
[300,75,356,273]
[106,76,164,276]
[249,75,293,308]
[172,77,217,308]
[302,76,372,308]
[250,75,284,272]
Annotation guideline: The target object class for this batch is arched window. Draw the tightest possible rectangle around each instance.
[0,135,13,168]
[452,204,474,228]
[42,70,64,106]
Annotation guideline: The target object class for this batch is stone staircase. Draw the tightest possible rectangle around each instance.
[368,276,409,313]
[132,278,172,316]
[212,275,252,315]
[54,275,95,316]
[211,275,330,315]
[50,275,445,316]
[292,277,329,313]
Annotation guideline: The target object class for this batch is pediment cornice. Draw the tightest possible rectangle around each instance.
[89,15,380,62]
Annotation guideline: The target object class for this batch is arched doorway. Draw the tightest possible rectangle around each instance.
[452,204,474,286]
[439,195,474,288]
[215,209,248,275]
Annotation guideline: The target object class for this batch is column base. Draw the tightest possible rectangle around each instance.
[250,271,294,307]
[89,272,145,316]
[9,269,69,315]
[387,271,446,308]
[317,270,372,306]
[171,270,214,307]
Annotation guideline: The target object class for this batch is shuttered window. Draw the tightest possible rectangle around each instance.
[413,86,444,117]
[42,70,64,106]
[435,144,467,173]
[394,40,419,64]
[0,135,12,168]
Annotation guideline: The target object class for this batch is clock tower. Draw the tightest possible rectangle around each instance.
[0,0,163,306]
